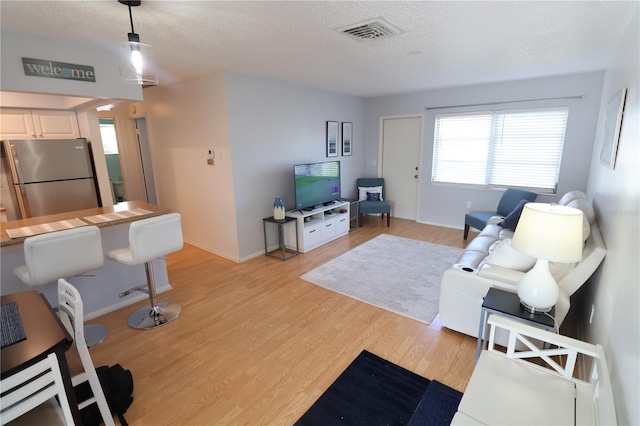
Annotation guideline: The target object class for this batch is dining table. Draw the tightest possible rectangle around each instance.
[1,290,82,425]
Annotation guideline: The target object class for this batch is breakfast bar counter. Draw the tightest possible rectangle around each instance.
[1,201,170,247]
[1,201,175,320]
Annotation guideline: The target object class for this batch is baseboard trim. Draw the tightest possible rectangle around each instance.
[84,283,173,320]
[182,238,241,263]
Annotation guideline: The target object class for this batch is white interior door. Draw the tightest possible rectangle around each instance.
[380,115,423,220]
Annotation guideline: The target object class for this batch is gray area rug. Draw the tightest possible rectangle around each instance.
[300,234,463,324]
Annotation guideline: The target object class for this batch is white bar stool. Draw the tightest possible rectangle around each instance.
[13,226,108,349]
[106,213,183,330]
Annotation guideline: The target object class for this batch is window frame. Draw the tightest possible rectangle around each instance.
[431,106,570,194]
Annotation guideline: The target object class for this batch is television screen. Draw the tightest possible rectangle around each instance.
[294,161,341,210]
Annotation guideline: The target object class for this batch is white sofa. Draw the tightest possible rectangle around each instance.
[439,191,607,339]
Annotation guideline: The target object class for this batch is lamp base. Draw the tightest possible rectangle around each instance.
[520,299,553,314]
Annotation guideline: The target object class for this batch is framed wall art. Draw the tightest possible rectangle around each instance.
[342,122,352,156]
[326,121,339,157]
[600,88,627,170]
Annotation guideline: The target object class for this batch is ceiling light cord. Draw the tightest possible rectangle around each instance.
[126,3,140,44]
[127,3,136,35]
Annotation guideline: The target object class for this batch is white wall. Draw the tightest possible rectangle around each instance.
[363,72,605,228]
[105,72,366,262]
[224,73,366,260]
[130,72,240,261]
[583,9,639,425]
[0,29,141,103]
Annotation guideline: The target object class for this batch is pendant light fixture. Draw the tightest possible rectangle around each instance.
[118,0,158,85]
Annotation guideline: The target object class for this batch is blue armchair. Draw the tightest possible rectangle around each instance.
[464,188,537,239]
[357,178,391,227]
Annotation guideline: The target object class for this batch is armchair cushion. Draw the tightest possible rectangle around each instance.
[358,186,383,201]
[359,200,391,214]
[366,192,381,201]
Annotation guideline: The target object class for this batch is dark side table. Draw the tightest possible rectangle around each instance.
[476,287,556,360]
[262,216,299,260]
[339,198,359,231]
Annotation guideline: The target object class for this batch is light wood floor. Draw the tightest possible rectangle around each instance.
[87,217,477,425]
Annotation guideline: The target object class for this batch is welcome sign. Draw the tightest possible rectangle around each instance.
[22,57,96,82]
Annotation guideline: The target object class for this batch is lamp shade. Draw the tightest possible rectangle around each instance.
[511,203,583,263]
[119,40,158,85]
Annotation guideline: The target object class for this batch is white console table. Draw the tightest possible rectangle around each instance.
[452,315,616,425]
[285,200,350,253]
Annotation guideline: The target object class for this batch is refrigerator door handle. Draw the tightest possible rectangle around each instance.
[15,184,30,218]
[4,142,30,218]
[9,144,27,185]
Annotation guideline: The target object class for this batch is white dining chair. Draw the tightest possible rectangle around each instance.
[0,353,75,425]
[58,279,115,426]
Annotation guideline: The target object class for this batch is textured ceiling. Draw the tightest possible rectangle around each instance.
[1,1,638,98]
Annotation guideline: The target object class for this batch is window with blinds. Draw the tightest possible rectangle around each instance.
[431,107,569,193]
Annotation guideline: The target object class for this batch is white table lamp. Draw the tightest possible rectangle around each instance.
[511,203,584,313]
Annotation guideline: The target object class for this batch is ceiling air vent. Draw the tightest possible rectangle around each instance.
[338,17,402,41]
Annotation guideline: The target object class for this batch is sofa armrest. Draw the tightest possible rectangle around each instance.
[477,264,524,284]
[557,221,606,297]
[438,266,518,338]
[486,215,504,225]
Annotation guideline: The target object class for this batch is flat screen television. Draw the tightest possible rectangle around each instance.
[294,161,341,210]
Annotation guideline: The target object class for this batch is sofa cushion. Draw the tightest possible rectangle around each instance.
[567,198,595,225]
[498,199,530,231]
[558,190,587,206]
[485,238,536,272]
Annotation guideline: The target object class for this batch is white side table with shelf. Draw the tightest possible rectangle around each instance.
[285,200,350,253]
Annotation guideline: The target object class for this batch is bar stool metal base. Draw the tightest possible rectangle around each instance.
[85,324,109,349]
[128,302,181,330]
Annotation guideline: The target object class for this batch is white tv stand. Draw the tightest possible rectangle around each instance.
[285,200,350,253]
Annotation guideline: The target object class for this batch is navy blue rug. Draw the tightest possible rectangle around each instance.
[295,350,462,426]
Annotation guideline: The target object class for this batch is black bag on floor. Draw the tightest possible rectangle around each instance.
[75,364,134,426]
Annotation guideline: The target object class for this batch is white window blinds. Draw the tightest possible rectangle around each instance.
[432,107,569,193]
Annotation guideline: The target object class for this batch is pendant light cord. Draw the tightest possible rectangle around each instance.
[128,3,135,34]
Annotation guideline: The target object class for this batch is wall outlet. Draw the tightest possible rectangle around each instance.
[589,304,595,324]
[466,201,472,208]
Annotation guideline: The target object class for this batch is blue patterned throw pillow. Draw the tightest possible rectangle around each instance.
[498,199,530,231]
[366,192,381,201]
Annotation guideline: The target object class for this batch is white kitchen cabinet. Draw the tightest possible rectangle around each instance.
[0,108,80,139]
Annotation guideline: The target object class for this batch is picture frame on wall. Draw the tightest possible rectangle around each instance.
[342,122,352,156]
[326,121,339,157]
[600,88,627,170]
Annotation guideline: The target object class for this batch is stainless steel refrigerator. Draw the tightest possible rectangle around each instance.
[2,138,100,218]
